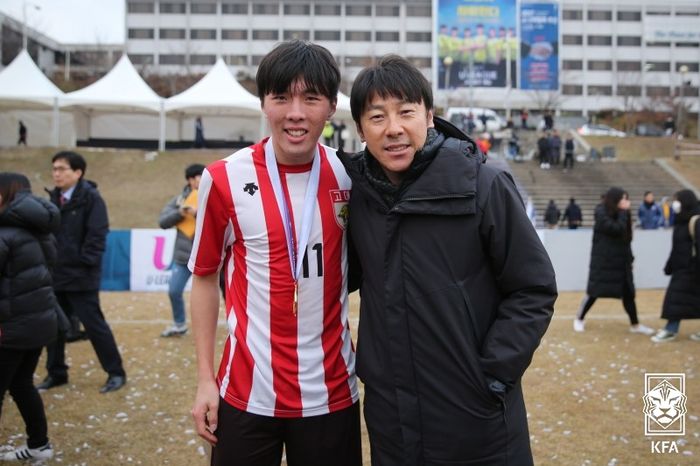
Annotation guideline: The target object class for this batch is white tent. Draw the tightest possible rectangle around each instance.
[0,49,65,145]
[165,58,263,143]
[61,54,166,149]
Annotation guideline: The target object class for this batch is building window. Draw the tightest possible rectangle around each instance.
[646,9,671,16]
[588,10,612,21]
[222,29,247,40]
[127,2,154,13]
[617,36,641,46]
[130,54,154,65]
[408,57,431,68]
[562,9,582,20]
[345,56,374,67]
[406,5,431,17]
[252,3,279,15]
[617,61,642,71]
[588,85,612,95]
[251,55,266,66]
[646,41,671,47]
[315,4,341,15]
[159,54,185,65]
[676,63,699,72]
[346,5,372,16]
[284,30,311,40]
[617,10,641,21]
[190,55,216,65]
[588,35,612,46]
[284,4,310,15]
[407,31,431,42]
[646,61,670,72]
[315,30,341,41]
[562,60,583,70]
[159,28,186,39]
[562,85,583,95]
[222,3,247,14]
[562,35,583,45]
[647,86,671,96]
[191,3,216,14]
[617,86,641,96]
[376,31,399,42]
[346,31,372,41]
[376,5,399,16]
[128,28,154,39]
[225,54,248,66]
[588,60,613,71]
[160,2,186,14]
[676,10,699,16]
[191,29,217,40]
[252,30,279,40]
[677,43,700,48]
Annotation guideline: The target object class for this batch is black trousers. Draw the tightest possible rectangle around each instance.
[211,400,362,466]
[46,290,125,379]
[0,347,49,448]
[577,291,639,325]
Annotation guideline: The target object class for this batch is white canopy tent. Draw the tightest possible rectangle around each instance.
[60,54,166,149]
[0,49,66,146]
[165,58,264,144]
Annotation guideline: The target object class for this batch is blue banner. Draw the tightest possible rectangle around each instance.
[101,230,131,291]
[436,0,518,89]
[520,3,559,90]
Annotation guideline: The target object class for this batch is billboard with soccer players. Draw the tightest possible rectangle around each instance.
[436,0,518,89]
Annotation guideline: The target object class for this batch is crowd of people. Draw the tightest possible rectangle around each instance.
[1,39,699,465]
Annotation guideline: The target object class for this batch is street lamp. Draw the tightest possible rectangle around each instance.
[22,1,41,50]
[443,55,454,90]
[678,65,689,136]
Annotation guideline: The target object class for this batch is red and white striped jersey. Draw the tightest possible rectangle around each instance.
[189,138,357,418]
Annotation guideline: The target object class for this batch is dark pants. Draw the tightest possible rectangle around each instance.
[0,347,49,448]
[564,152,574,169]
[46,290,125,379]
[577,290,639,325]
[211,400,362,466]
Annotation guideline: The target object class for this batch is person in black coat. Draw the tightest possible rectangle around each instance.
[38,151,126,394]
[574,187,655,335]
[0,172,59,461]
[544,199,560,228]
[651,189,700,342]
[341,55,557,466]
[562,197,583,229]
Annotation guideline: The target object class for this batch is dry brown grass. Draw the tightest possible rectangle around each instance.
[1,290,699,465]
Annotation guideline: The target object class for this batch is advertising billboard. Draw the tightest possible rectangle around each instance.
[520,2,559,90]
[436,0,518,89]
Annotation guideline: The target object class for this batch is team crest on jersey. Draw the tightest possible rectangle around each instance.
[330,189,350,229]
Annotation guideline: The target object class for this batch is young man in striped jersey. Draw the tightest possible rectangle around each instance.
[188,41,361,466]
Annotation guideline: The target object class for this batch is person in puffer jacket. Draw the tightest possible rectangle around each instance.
[0,172,60,462]
[158,163,205,337]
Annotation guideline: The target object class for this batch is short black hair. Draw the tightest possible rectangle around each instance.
[0,172,31,209]
[256,40,340,104]
[52,151,86,178]
[350,54,433,124]
[185,163,206,179]
[644,190,653,197]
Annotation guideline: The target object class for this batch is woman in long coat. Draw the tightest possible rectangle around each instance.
[652,189,700,342]
[573,187,655,334]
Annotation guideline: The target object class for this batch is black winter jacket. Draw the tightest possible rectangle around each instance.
[47,179,109,291]
[0,191,60,349]
[661,206,700,320]
[586,204,635,298]
[341,118,557,465]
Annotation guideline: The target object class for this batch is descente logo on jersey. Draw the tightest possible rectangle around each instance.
[244,182,259,196]
[330,189,350,230]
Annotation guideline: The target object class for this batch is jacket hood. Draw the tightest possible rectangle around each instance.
[0,190,60,234]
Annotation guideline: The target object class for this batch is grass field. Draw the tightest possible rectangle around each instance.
[0,290,698,465]
[2,146,700,464]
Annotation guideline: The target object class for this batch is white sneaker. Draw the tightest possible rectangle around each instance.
[573,319,585,332]
[630,324,655,335]
[689,332,700,342]
[160,324,188,337]
[651,330,677,343]
[1,443,54,461]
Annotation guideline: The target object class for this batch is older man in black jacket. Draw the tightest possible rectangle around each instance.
[38,151,126,393]
[341,56,557,465]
